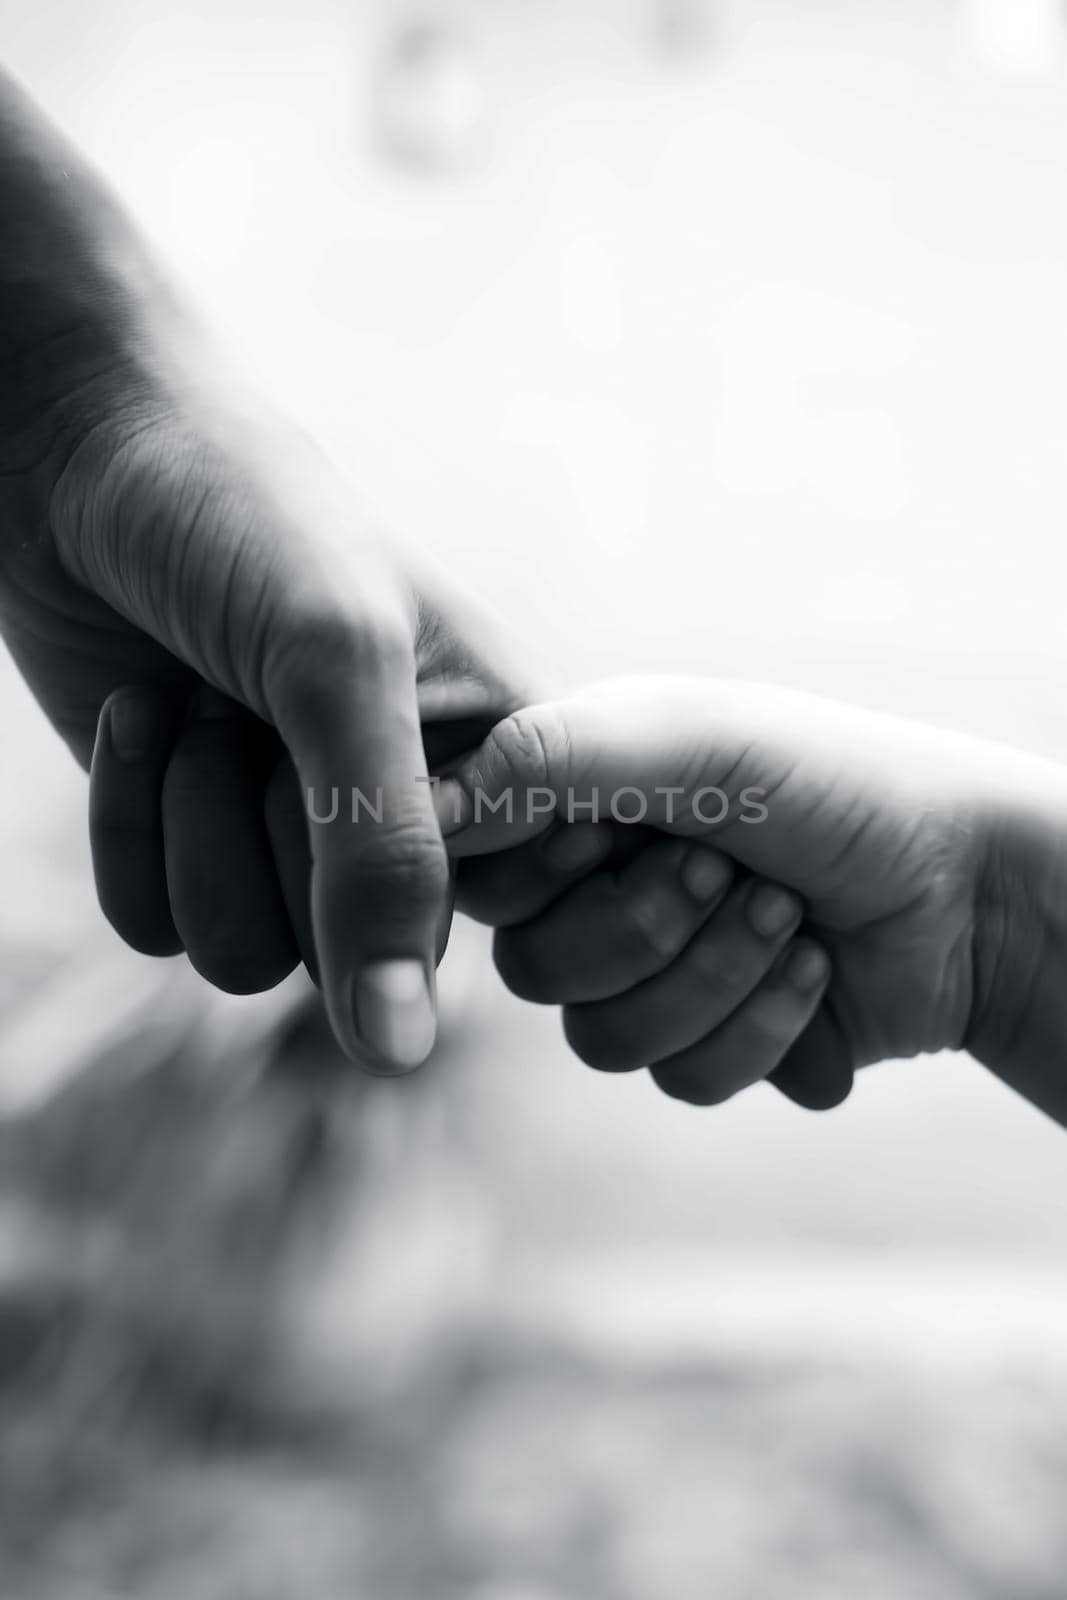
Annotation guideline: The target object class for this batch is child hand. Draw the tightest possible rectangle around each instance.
[440,678,995,1109]
[455,817,837,1108]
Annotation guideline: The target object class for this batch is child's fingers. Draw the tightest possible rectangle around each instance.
[89,687,184,956]
[648,940,832,1106]
[558,878,803,1070]
[455,821,616,927]
[492,838,736,1005]
[768,1007,855,1109]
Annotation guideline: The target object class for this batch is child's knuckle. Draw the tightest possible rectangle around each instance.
[620,891,684,966]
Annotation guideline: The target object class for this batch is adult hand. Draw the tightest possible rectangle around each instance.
[0,67,531,1071]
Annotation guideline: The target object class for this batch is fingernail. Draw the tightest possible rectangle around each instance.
[680,847,732,903]
[747,884,801,938]
[433,778,473,839]
[108,692,158,764]
[353,960,436,1073]
[787,943,829,993]
[541,824,609,873]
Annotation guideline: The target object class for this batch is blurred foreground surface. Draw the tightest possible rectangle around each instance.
[6,1351,1067,1600]
[1,869,1065,1598]
[3,0,1067,1594]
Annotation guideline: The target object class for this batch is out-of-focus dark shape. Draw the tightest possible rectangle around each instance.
[650,0,715,60]
[375,13,487,174]
[0,961,493,1445]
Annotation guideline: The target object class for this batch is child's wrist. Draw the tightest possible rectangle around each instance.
[966,759,1067,1118]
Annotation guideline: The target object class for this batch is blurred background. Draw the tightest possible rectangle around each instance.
[3,1,1067,1595]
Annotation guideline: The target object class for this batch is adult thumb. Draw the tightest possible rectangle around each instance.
[268,615,451,1074]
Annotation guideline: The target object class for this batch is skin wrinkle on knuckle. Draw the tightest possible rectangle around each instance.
[266,605,413,724]
[490,708,557,796]
[344,825,450,912]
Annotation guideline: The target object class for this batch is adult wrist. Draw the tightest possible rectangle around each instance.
[0,69,176,521]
